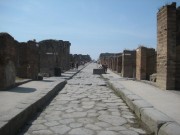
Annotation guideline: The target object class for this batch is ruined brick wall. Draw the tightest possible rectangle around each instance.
[0,33,16,89]
[136,47,147,80]
[112,56,117,71]
[17,41,38,79]
[176,8,180,89]
[116,55,122,73]
[136,47,156,80]
[146,48,156,80]
[114,56,118,71]
[157,3,177,89]
[122,50,136,78]
[39,40,60,76]
[64,41,71,70]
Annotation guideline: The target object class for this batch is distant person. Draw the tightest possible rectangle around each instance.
[76,63,79,69]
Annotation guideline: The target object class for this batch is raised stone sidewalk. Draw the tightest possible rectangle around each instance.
[0,65,86,135]
[102,69,180,135]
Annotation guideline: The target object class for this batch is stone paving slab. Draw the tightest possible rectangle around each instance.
[0,65,87,135]
[102,68,180,135]
[20,63,149,135]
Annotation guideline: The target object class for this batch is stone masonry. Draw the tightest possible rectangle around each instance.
[38,40,71,75]
[17,41,39,79]
[136,46,156,80]
[157,2,180,90]
[116,54,122,73]
[0,33,16,89]
[121,50,136,78]
[73,54,91,66]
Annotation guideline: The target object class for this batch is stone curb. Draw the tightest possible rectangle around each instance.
[102,75,180,135]
[0,64,87,135]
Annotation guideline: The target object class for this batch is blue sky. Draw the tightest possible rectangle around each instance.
[0,0,179,60]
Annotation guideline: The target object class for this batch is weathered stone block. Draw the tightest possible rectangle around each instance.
[133,100,153,118]
[124,94,142,110]
[141,108,173,134]
[93,69,105,74]
[158,122,180,135]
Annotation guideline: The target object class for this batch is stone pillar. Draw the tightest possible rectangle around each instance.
[136,46,156,80]
[0,33,16,89]
[117,55,122,73]
[113,56,118,71]
[64,41,71,70]
[136,47,147,80]
[157,3,177,89]
[122,50,136,78]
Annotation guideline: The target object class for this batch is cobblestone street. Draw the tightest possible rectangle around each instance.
[20,64,149,135]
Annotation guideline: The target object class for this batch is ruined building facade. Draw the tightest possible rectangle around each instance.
[157,3,180,90]
[121,50,136,78]
[17,41,39,79]
[136,46,156,80]
[38,40,71,76]
[71,54,91,67]
[99,51,136,78]
[0,33,17,89]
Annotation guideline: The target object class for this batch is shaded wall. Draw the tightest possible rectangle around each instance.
[122,50,136,78]
[136,47,156,80]
[0,33,16,89]
[17,41,38,79]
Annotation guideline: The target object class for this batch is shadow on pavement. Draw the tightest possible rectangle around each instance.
[7,87,36,93]
[39,80,55,82]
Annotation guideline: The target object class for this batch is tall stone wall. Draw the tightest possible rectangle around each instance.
[63,41,71,70]
[157,3,177,89]
[17,41,39,79]
[136,47,156,80]
[0,33,16,89]
[73,54,91,66]
[38,39,71,75]
[122,50,136,78]
[116,54,122,73]
[146,48,156,79]
[175,8,180,89]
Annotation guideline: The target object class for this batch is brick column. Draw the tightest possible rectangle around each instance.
[157,3,176,89]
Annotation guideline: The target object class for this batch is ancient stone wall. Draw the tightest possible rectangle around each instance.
[17,41,38,79]
[116,55,122,73]
[175,8,180,89]
[38,40,71,75]
[122,50,136,78]
[136,47,147,80]
[146,48,156,79]
[0,33,16,89]
[136,47,156,80]
[63,41,71,70]
[157,3,177,89]
[72,54,91,67]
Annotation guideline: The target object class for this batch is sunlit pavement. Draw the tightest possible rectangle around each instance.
[20,63,148,135]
